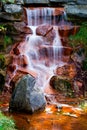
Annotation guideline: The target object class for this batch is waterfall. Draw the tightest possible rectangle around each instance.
[26,7,66,26]
[24,7,66,90]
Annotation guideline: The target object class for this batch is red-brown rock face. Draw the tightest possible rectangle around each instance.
[4,23,78,93]
[58,25,80,46]
[54,63,77,79]
[58,25,80,37]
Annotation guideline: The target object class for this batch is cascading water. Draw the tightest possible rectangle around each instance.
[25,7,66,90]
[26,8,55,26]
[26,7,66,26]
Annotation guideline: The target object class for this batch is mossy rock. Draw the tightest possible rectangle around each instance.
[50,76,75,97]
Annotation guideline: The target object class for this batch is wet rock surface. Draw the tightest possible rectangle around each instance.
[23,0,49,4]
[9,74,46,113]
[4,24,80,93]
[36,24,53,37]
[58,25,80,38]
[0,0,87,19]
[4,4,23,14]
[13,22,33,34]
[65,5,87,18]
[55,62,77,79]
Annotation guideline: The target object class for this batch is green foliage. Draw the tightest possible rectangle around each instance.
[79,100,87,113]
[1,0,15,3]
[0,54,5,68]
[3,35,12,49]
[0,54,5,61]
[0,111,17,130]
[0,25,6,33]
[69,22,87,56]
[0,24,13,51]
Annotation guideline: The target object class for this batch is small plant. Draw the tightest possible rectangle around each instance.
[79,100,87,113]
[0,111,17,130]
[69,22,87,56]
[0,25,6,33]
[3,35,12,49]
[0,24,13,51]
[0,54,5,69]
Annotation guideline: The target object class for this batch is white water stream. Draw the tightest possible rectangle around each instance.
[25,8,66,90]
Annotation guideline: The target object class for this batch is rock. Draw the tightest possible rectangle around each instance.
[73,80,84,96]
[36,24,53,36]
[36,24,56,44]
[54,62,77,79]
[13,22,33,34]
[15,0,24,4]
[63,47,73,56]
[44,28,56,44]
[65,5,87,18]
[12,44,20,55]
[58,25,80,38]
[49,75,74,97]
[50,0,75,3]
[23,0,49,4]
[4,4,23,14]
[71,48,85,64]
[4,54,13,66]
[9,74,46,113]
[77,0,87,5]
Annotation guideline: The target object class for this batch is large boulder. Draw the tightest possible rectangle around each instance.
[9,74,46,113]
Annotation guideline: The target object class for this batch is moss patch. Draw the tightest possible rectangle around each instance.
[0,111,17,130]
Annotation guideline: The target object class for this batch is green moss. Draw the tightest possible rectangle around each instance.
[0,25,6,33]
[13,12,22,19]
[69,22,87,56]
[50,76,75,97]
[0,111,17,130]
[0,54,5,68]
[3,35,12,49]
[1,0,15,4]
[4,24,18,34]
[0,24,13,51]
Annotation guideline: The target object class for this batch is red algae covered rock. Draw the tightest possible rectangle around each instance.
[36,24,53,36]
[5,41,37,92]
[55,63,77,79]
[58,25,80,38]
[63,47,73,56]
